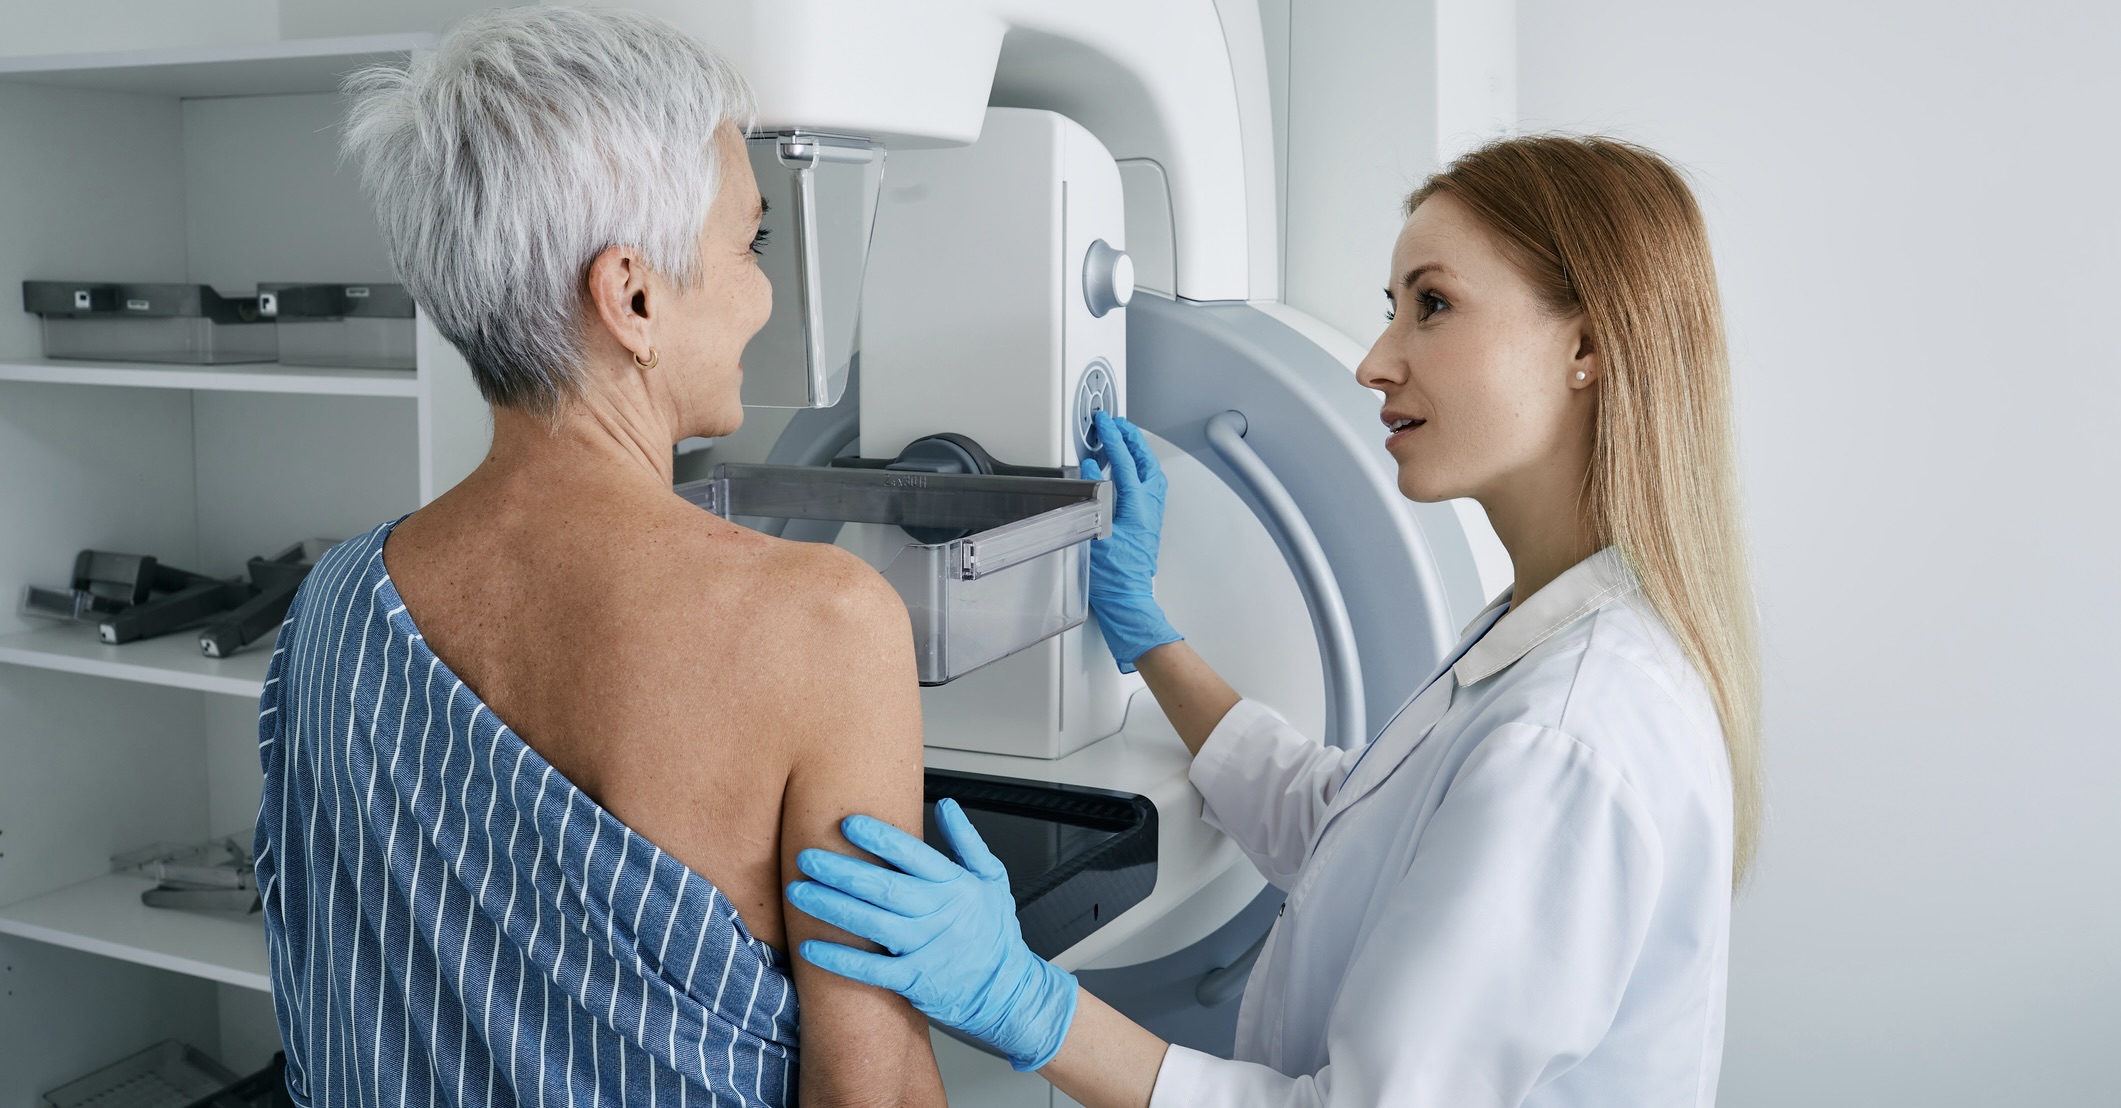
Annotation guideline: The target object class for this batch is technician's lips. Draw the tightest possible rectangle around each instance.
[1381,410,1426,448]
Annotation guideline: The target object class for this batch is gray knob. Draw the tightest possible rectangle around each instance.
[1083,239,1135,318]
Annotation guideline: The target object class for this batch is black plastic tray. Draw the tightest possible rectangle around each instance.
[923,769,1157,959]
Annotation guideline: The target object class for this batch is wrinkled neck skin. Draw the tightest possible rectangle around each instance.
[483,356,687,497]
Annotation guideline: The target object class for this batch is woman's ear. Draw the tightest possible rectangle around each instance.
[1568,324,1600,388]
[585,245,656,367]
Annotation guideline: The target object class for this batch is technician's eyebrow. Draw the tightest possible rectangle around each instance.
[1397,263,1448,290]
[756,197,770,220]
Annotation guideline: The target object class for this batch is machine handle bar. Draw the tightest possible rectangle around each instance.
[1203,410,1367,751]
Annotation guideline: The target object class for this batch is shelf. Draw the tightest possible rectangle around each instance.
[0,624,272,698]
[0,874,269,991]
[0,356,420,397]
[0,33,436,99]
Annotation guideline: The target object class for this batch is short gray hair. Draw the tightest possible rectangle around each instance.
[343,6,754,415]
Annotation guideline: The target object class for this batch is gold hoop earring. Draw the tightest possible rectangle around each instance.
[633,348,659,370]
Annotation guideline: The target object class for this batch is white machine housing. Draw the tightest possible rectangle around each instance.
[578,0,1271,301]
[860,107,1131,761]
[862,108,1126,474]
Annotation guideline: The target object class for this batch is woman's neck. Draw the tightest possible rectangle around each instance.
[1480,473,1601,608]
[484,380,680,492]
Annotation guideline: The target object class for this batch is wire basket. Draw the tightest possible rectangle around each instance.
[40,1041,237,1108]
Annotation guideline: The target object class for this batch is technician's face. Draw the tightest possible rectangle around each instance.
[1356,193,1594,504]
[661,122,772,437]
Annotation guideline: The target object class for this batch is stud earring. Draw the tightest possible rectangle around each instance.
[1575,370,1587,381]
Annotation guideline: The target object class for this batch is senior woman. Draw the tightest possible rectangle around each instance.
[252,9,943,1107]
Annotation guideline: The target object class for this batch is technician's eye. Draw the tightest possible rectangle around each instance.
[1383,291,1397,323]
[750,228,771,257]
[1417,291,1449,321]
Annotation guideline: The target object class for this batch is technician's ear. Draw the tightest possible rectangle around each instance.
[585,245,658,368]
[1568,324,1600,389]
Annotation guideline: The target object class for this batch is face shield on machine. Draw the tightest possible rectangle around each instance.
[736,131,879,411]
[633,0,1482,1079]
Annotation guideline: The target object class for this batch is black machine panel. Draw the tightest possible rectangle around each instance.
[922,770,1157,959]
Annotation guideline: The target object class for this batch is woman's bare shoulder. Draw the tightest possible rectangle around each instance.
[654,505,913,685]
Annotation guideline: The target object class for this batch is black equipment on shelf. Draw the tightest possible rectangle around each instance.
[257,282,417,370]
[23,280,278,365]
[19,549,166,623]
[197,540,331,657]
[102,574,252,645]
[17,539,330,655]
[17,549,236,642]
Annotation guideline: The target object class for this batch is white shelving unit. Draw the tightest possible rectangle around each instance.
[0,356,421,398]
[0,624,272,698]
[0,875,270,992]
[0,30,487,1098]
[0,32,435,98]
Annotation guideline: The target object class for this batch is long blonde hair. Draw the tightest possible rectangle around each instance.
[1408,136,1762,887]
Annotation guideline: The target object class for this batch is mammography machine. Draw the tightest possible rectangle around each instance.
[603,0,1495,1097]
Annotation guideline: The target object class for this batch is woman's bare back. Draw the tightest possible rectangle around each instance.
[384,447,943,1101]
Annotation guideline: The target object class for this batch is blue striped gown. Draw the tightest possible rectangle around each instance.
[255,520,798,1107]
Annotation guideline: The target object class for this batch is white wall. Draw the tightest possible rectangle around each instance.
[1516,2,2121,1103]
[183,93,395,292]
[1264,0,1518,611]
[0,0,512,55]
[275,0,519,39]
[1274,0,1513,351]
[0,0,275,56]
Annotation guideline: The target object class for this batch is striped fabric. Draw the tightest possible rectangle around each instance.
[255,519,798,1107]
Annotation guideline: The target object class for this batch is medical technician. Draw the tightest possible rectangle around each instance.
[790,134,1760,1107]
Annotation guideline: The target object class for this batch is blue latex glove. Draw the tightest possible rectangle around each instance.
[788,800,1079,1072]
[1077,411,1183,672]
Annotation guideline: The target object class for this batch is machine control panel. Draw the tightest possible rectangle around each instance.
[1074,359,1117,457]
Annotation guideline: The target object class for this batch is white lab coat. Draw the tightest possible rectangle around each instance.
[1150,548,1733,1107]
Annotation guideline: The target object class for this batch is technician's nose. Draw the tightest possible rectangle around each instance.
[1356,336,1407,393]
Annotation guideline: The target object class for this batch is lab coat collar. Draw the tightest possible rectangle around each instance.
[1451,547,1639,687]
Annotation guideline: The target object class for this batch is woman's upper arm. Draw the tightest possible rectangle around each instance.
[776,553,945,1107]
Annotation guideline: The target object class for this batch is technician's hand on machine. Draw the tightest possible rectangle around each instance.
[1083,412,1243,752]
[1078,412,1184,672]
[787,801,1080,1073]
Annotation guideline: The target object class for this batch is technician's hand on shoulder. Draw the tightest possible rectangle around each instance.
[787,800,1079,1073]
[1080,411,1184,672]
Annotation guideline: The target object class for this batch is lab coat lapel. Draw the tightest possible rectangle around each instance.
[1305,600,1509,854]
[1328,675,1453,816]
